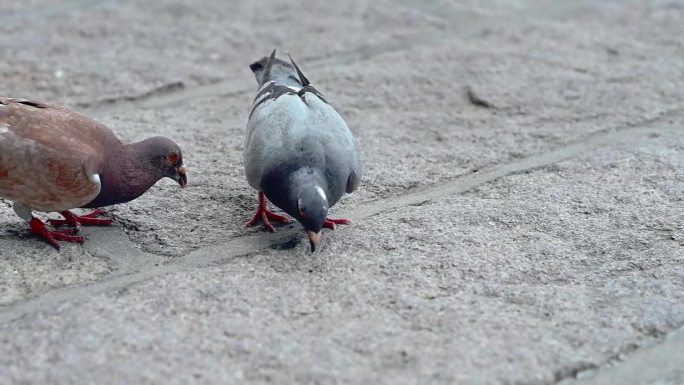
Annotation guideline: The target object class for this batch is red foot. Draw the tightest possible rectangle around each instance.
[246,192,290,232]
[323,217,352,230]
[29,218,85,250]
[49,209,112,229]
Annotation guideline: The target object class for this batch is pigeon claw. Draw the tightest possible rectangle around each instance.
[323,217,352,230]
[49,209,113,229]
[29,218,85,250]
[246,210,289,233]
[246,192,290,232]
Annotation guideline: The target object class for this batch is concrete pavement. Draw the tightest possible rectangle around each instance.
[1,0,683,384]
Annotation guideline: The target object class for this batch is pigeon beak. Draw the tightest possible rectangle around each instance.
[307,230,321,253]
[176,166,188,188]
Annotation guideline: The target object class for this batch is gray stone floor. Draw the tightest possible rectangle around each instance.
[0,0,683,384]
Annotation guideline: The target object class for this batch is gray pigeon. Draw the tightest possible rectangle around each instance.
[243,50,362,252]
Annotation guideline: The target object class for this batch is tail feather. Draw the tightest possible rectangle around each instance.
[287,53,310,86]
[261,49,277,85]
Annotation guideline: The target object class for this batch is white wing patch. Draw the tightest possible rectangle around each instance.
[88,173,101,185]
[0,122,9,135]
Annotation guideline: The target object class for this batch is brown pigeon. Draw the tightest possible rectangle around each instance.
[0,97,187,249]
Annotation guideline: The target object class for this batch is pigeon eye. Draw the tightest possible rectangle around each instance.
[167,152,179,165]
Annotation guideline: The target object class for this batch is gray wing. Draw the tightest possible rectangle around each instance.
[318,106,362,195]
[244,87,362,194]
[243,92,303,190]
[243,116,269,190]
[346,156,362,193]
[328,125,361,194]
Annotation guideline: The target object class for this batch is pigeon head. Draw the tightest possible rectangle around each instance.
[83,136,187,208]
[297,184,329,252]
[249,49,306,88]
[141,136,188,188]
[261,165,330,252]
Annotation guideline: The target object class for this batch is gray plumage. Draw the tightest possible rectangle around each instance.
[243,50,362,250]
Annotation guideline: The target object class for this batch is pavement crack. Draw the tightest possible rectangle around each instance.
[555,326,684,385]
[79,33,432,114]
[76,81,186,110]
[547,362,601,385]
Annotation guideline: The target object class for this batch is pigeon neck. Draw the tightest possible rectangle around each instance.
[291,168,326,194]
[118,140,166,200]
[290,169,329,231]
[88,139,164,207]
[290,169,328,208]
[261,71,302,89]
[262,167,326,217]
[274,76,302,89]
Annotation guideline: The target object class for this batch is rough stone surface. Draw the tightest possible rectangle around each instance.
[0,0,683,384]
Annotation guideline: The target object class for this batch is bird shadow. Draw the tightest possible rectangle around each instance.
[270,236,301,251]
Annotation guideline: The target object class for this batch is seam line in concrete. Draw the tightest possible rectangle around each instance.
[80,33,431,114]
[557,328,684,385]
[0,110,681,325]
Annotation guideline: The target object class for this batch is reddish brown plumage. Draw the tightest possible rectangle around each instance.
[0,98,108,212]
[0,97,187,249]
